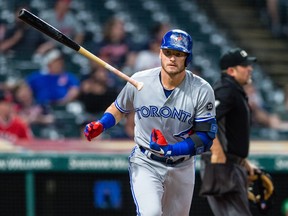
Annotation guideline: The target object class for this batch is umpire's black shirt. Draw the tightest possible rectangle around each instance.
[213,73,251,158]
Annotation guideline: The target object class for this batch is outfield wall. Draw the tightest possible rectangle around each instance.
[0,139,287,216]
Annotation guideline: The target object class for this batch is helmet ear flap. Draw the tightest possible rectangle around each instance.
[185,53,193,67]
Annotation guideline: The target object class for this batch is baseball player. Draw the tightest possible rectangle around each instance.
[84,29,217,216]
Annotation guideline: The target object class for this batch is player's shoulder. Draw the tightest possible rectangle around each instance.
[186,70,212,89]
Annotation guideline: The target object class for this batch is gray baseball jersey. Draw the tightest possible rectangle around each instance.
[115,67,215,215]
[116,67,215,154]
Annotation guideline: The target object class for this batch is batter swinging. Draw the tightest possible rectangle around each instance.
[84,29,217,216]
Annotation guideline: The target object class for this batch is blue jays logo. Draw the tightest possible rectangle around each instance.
[174,126,194,139]
[175,35,183,42]
[171,34,188,48]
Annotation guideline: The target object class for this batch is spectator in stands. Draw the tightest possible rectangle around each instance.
[0,5,52,59]
[146,22,171,48]
[267,0,288,38]
[189,64,215,85]
[78,64,118,115]
[12,81,54,126]
[78,61,135,139]
[0,18,7,42]
[284,84,288,111]
[0,89,33,141]
[26,49,80,106]
[39,0,85,47]
[134,22,171,72]
[254,0,288,38]
[190,64,204,77]
[134,38,160,71]
[94,16,136,77]
[245,83,288,131]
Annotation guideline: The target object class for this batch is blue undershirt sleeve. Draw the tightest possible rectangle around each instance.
[170,131,213,156]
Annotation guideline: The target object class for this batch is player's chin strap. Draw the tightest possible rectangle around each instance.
[168,118,217,156]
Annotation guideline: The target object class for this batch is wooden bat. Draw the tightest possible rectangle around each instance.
[18,9,143,91]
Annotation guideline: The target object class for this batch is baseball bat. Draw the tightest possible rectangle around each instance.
[18,9,143,91]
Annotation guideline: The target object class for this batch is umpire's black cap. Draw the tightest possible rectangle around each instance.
[220,48,257,70]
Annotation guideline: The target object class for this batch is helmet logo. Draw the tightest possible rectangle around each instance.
[170,34,188,50]
[171,34,183,42]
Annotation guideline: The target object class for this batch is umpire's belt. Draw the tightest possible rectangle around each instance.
[201,152,245,166]
[226,154,245,166]
[139,146,188,165]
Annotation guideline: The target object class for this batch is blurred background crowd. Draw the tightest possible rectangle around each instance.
[0,0,288,141]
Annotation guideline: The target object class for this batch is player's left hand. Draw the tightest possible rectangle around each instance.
[149,129,172,157]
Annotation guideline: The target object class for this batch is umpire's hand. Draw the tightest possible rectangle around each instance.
[210,137,226,163]
[244,159,260,176]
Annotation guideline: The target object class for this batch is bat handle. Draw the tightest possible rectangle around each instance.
[105,65,144,91]
[78,47,143,90]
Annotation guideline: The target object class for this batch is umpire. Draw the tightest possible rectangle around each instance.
[200,48,259,216]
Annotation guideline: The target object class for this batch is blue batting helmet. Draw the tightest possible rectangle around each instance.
[160,29,193,66]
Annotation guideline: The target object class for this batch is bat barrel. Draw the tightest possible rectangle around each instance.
[18,9,80,51]
[18,9,144,91]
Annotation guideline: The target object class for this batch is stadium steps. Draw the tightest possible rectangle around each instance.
[207,0,288,88]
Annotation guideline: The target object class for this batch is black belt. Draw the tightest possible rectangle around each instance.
[201,152,245,166]
[139,146,186,165]
[226,154,245,166]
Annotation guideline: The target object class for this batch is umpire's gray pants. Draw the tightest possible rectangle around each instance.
[200,160,252,216]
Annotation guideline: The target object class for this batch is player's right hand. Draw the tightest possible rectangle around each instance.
[149,129,172,156]
[84,121,104,141]
[151,129,168,145]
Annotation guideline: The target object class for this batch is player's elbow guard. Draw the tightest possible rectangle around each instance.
[191,118,217,155]
[193,132,213,153]
[161,118,217,157]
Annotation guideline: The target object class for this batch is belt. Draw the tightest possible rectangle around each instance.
[201,152,245,166]
[226,154,245,166]
[139,146,187,165]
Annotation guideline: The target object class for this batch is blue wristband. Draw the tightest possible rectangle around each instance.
[99,113,116,130]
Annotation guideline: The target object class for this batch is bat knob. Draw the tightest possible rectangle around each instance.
[136,82,144,91]
[18,8,27,18]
